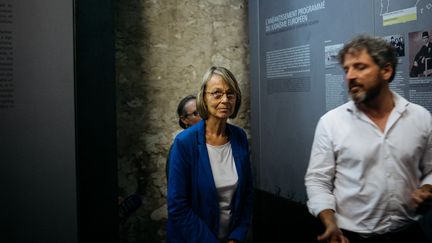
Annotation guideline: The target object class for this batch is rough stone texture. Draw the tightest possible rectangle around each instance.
[115,0,250,242]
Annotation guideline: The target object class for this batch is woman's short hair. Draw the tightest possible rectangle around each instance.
[177,95,196,129]
[196,66,242,120]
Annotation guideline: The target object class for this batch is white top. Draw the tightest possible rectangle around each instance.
[305,92,432,235]
[207,142,238,239]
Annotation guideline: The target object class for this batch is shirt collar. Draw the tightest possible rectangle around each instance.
[345,90,410,115]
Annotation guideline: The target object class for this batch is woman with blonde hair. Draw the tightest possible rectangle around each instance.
[167,66,253,243]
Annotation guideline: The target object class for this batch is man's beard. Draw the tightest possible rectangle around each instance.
[349,76,384,105]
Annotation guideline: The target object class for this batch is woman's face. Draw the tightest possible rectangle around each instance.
[204,74,236,120]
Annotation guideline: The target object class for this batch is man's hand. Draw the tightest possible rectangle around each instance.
[318,209,350,243]
[412,184,432,208]
[317,223,350,243]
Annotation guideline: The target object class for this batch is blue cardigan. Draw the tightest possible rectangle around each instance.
[167,120,253,243]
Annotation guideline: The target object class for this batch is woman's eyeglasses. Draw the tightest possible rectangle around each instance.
[205,90,236,100]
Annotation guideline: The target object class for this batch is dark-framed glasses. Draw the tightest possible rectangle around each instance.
[205,90,236,100]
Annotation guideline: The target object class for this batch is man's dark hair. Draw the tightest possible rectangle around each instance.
[338,34,398,82]
[177,95,196,129]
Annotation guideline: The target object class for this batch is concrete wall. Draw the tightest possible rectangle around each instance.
[115,0,250,242]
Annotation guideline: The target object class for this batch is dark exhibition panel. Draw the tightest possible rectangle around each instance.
[75,0,118,242]
[0,0,77,241]
[0,0,117,242]
[249,0,432,241]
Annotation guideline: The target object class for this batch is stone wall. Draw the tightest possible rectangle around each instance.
[115,0,250,242]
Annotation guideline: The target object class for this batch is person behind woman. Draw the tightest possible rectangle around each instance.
[166,95,202,179]
[167,66,253,243]
[177,95,202,129]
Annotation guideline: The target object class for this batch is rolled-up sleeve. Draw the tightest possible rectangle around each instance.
[304,118,337,217]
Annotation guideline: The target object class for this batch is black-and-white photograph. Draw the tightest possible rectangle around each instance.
[384,34,405,57]
[409,30,432,77]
